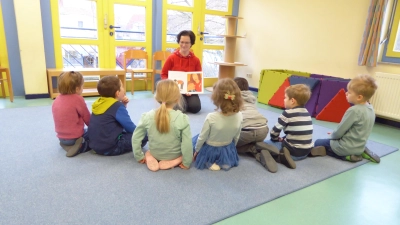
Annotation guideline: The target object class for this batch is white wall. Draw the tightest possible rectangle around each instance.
[235,0,400,88]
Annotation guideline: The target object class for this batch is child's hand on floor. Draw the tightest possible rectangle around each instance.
[179,163,189,170]
[139,158,146,164]
[278,137,284,142]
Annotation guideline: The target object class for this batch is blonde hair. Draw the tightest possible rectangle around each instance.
[155,79,182,133]
[57,71,84,95]
[285,84,311,106]
[211,78,243,114]
[347,74,378,101]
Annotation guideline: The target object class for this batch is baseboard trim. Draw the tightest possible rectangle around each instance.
[375,117,400,129]
[25,93,50,99]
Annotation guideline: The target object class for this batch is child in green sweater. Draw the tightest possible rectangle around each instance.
[311,74,380,163]
[132,79,193,171]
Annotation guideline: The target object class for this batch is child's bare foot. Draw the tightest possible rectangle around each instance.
[145,151,159,171]
[159,156,183,170]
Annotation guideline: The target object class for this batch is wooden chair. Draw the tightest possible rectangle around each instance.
[122,49,153,95]
[152,50,172,91]
[0,65,14,102]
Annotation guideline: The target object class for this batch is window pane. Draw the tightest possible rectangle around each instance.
[167,0,193,7]
[167,10,192,43]
[114,5,146,41]
[58,0,97,39]
[202,49,223,77]
[206,0,228,11]
[62,45,98,68]
[394,22,400,52]
[204,15,225,45]
[115,47,147,76]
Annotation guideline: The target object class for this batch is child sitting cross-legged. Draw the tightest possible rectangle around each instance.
[131,79,193,171]
[88,76,148,156]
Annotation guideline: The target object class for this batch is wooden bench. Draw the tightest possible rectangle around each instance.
[47,68,126,99]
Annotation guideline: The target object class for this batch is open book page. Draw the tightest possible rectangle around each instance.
[168,71,204,94]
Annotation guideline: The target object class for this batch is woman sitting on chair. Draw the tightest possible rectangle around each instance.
[161,30,202,114]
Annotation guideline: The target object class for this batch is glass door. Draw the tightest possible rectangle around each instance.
[162,0,233,77]
[51,0,152,69]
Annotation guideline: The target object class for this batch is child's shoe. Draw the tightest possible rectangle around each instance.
[209,163,221,171]
[66,137,83,157]
[361,147,380,163]
[277,147,296,169]
[59,142,70,152]
[309,146,326,157]
[255,142,280,156]
[257,150,277,173]
[345,155,363,162]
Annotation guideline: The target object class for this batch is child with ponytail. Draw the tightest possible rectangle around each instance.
[131,79,193,171]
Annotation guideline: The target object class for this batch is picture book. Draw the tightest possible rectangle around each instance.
[168,71,204,94]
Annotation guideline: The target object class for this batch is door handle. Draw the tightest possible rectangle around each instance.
[109,25,121,29]
[200,31,209,35]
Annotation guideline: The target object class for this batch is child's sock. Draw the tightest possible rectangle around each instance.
[66,137,83,157]
[145,151,159,172]
[361,147,380,163]
[159,156,183,170]
[345,155,363,162]
[209,163,221,171]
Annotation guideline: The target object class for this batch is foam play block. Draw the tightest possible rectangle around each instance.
[316,89,351,123]
[315,79,349,115]
[289,76,320,91]
[258,69,311,105]
[268,78,290,108]
[306,81,322,117]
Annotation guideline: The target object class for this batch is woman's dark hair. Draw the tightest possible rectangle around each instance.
[176,30,196,45]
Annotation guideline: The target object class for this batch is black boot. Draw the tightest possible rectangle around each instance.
[255,142,280,156]
[276,147,296,169]
[255,150,278,173]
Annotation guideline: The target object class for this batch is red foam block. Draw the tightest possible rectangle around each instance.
[316,89,350,123]
[268,78,290,108]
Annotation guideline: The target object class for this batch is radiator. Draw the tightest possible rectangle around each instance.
[369,72,400,121]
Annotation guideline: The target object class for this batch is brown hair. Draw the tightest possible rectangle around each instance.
[57,71,84,95]
[155,79,182,133]
[233,77,249,91]
[347,74,378,101]
[285,84,311,106]
[97,76,121,98]
[211,78,244,114]
[177,30,196,45]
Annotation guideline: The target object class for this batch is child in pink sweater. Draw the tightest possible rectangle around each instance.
[52,71,91,157]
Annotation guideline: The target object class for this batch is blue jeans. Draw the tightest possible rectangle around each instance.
[314,139,346,160]
[101,132,148,156]
[59,129,91,153]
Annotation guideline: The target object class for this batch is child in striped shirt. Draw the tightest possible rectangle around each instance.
[269,84,314,169]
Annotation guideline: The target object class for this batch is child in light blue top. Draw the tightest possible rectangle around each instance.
[193,78,244,171]
[132,79,193,171]
[311,74,380,163]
